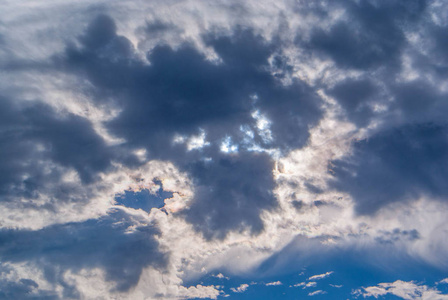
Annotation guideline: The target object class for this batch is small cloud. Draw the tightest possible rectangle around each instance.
[308,271,334,281]
[291,282,304,287]
[438,278,448,285]
[220,136,239,153]
[266,281,282,286]
[330,284,343,288]
[292,282,317,289]
[230,284,249,293]
[308,290,326,296]
[304,282,317,289]
[213,273,229,280]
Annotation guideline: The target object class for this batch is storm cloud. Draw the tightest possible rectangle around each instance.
[1,0,448,299]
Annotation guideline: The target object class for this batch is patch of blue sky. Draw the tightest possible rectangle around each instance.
[114,180,173,212]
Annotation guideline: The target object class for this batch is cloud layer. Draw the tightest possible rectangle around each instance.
[1,0,448,298]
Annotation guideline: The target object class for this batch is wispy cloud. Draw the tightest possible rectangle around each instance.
[308,290,326,296]
[308,271,334,281]
[266,281,282,286]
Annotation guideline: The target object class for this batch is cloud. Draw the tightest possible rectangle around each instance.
[308,271,334,281]
[354,280,448,300]
[308,290,326,296]
[266,281,282,286]
[0,208,167,295]
[57,14,324,240]
[305,0,422,70]
[331,124,448,215]
[293,281,317,289]
[213,273,229,280]
[1,0,448,299]
[0,97,114,200]
[177,285,222,299]
[230,283,249,293]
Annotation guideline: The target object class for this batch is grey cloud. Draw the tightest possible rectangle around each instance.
[0,209,167,295]
[304,0,426,70]
[331,124,448,215]
[0,273,57,300]
[328,78,381,127]
[183,152,276,240]
[305,1,448,216]
[58,15,323,239]
[375,229,420,245]
[0,97,115,207]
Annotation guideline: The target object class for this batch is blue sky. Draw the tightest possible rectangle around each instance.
[1,0,448,299]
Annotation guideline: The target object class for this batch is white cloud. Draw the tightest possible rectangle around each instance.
[213,273,229,280]
[308,271,334,281]
[308,290,326,296]
[220,136,239,153]
[266,281,282,286]
[173,129,211,151]
[355,280,448,300]
[230,284,249,293]
[293,281,317,289]
[178,285,222,299]
[251,109,273,143]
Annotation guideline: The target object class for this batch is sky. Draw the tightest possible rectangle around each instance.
[1,0,448,299]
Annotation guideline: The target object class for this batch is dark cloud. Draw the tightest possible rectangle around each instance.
[304,0,426,70]
[0,209,167,295]
[0,97,115,207]
[0,275,58,300]
[308,1,448,215]
[328,78,380,127]
[183,152,276,240]
[59,15,323,239]
[1,1,448,297]
[331,124,448,214]
[390,79,448,125]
